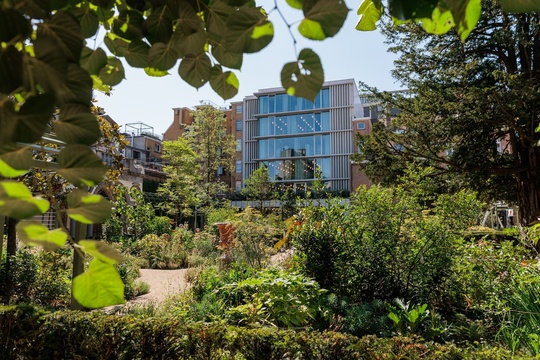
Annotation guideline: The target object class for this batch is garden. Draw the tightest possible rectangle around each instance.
[2,182,540,359]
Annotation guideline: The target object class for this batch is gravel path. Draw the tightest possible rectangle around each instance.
[128,268,190,306]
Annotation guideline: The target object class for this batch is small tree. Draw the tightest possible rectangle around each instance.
[241,166,276,212]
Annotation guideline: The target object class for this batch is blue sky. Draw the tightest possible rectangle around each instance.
[94,2,401,136]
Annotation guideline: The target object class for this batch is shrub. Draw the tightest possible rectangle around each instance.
[133,234,188,269]
[147,216,173,237]
[115,252,148,300]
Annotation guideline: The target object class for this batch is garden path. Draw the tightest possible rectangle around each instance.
[128,268,190,306]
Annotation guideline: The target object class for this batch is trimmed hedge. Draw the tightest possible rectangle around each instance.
[1,306,512,359]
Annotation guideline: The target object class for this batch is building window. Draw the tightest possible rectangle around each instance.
[236,105,243,113]
[356,122,366,130]
[133,150,141,159]
[235,180,242,191]
[236,120,242,131]
[154,144,161,153]
[217,166,225,176]
[235,160,242,173]
[236,140,242,152]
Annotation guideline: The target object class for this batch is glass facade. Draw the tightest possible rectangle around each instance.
[259,135,330,159]
[259,112,330,136]
[262,157,331,181]
[258,88,330,114]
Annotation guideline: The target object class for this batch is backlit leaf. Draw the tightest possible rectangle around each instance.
[99,57,125,86]
[0,9,32,42]
[281,48,324,102]
[58,145,108,186]
[144,67,169,77]
[80,47,108,75]
[445,0,481,41]
[112,10,144,41]
[286,0,303,9]
[148,42,179,71]
[170,26,206,56]
[300,0,349,39]
[210,65,239,100]
[390,0,438,20]
[0,146,32,178]
[143,5,174,43]
[0,181,50,219]
[15,94,56,143]
[37,10,84,62]
[356,0,384,31]
[71,4,99,38]
[73,258,125,308]
[67,189,112,224]
[55,104,100,145]
[421,6,454,35]
[224,6,273,53]
[179,53,212,89]
[124,40,150,68]
[298,19,325,40]
[17,221,68,251]
[78,240,124,264]
[212,44,243,69]
[0,46,23,94]
[104,33,129,57]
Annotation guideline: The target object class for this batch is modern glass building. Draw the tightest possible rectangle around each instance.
[242,79,363,193]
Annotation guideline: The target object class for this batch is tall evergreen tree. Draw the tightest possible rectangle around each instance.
[356,1,540,224]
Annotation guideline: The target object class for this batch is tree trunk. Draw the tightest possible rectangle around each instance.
[516,147,540,225]
[4,217,18,302]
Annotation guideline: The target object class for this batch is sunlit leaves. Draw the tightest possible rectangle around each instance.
[67,190,112,224]
[390,0,438,20]
[104,33,129,56]
[445,0,481,41]
[112,10,144,41]
[421,6,454,35]
[0,146,32,178]
[179,53,212,89]
[17,221,68,251]
[58,145,108,186]
[281,48,324,102]
[299,0,349,40]
[356,0,384,31]
[55,104,101,145]
[0,181,50,219]
[286,0,303,10]
[73,258,125,308]
[210,65,239,100]
[78,240,124,264]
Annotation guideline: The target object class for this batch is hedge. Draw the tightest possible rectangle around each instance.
[0,306,512,359]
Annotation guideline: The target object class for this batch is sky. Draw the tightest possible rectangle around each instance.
[93,1,402,137]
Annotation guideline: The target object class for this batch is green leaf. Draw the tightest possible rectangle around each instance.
[210,65,239,100]
[179,53,212,89]
[286,0,303,10]
[57,64,93,105]
[99,57,125,86]
[112,10,144,41]
[211,44,243,69]
[0,9,32,42]
[124,40,150,68]
[148,42,179,71]
[0,146,33,178]
[31,36,68,96]
[16,221,68,251]
[421,6,454,35]
[144,67,170,77]
[55,103,100,145]
[37,10,84,62]
[15,94,56,143]
[389,0,438,20]
[0,46,23,94]
[143,5,174,43]
[445,0,481,41]
[224,6,274,53]
[0,101,16,144]
[71,4,99,38]
[91,74,110,93]
[356,0,384,31]
[78,240,124,264]
[170,26,206,56]
[73,258,125,308]
[104,33,129,57]
[280,48,324,102]
[58,145,108,186]
[500,0,540,12]
[0,181,50,219]
[80,47,108,75]
[300,0,349,39]
[67,189,112,224]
